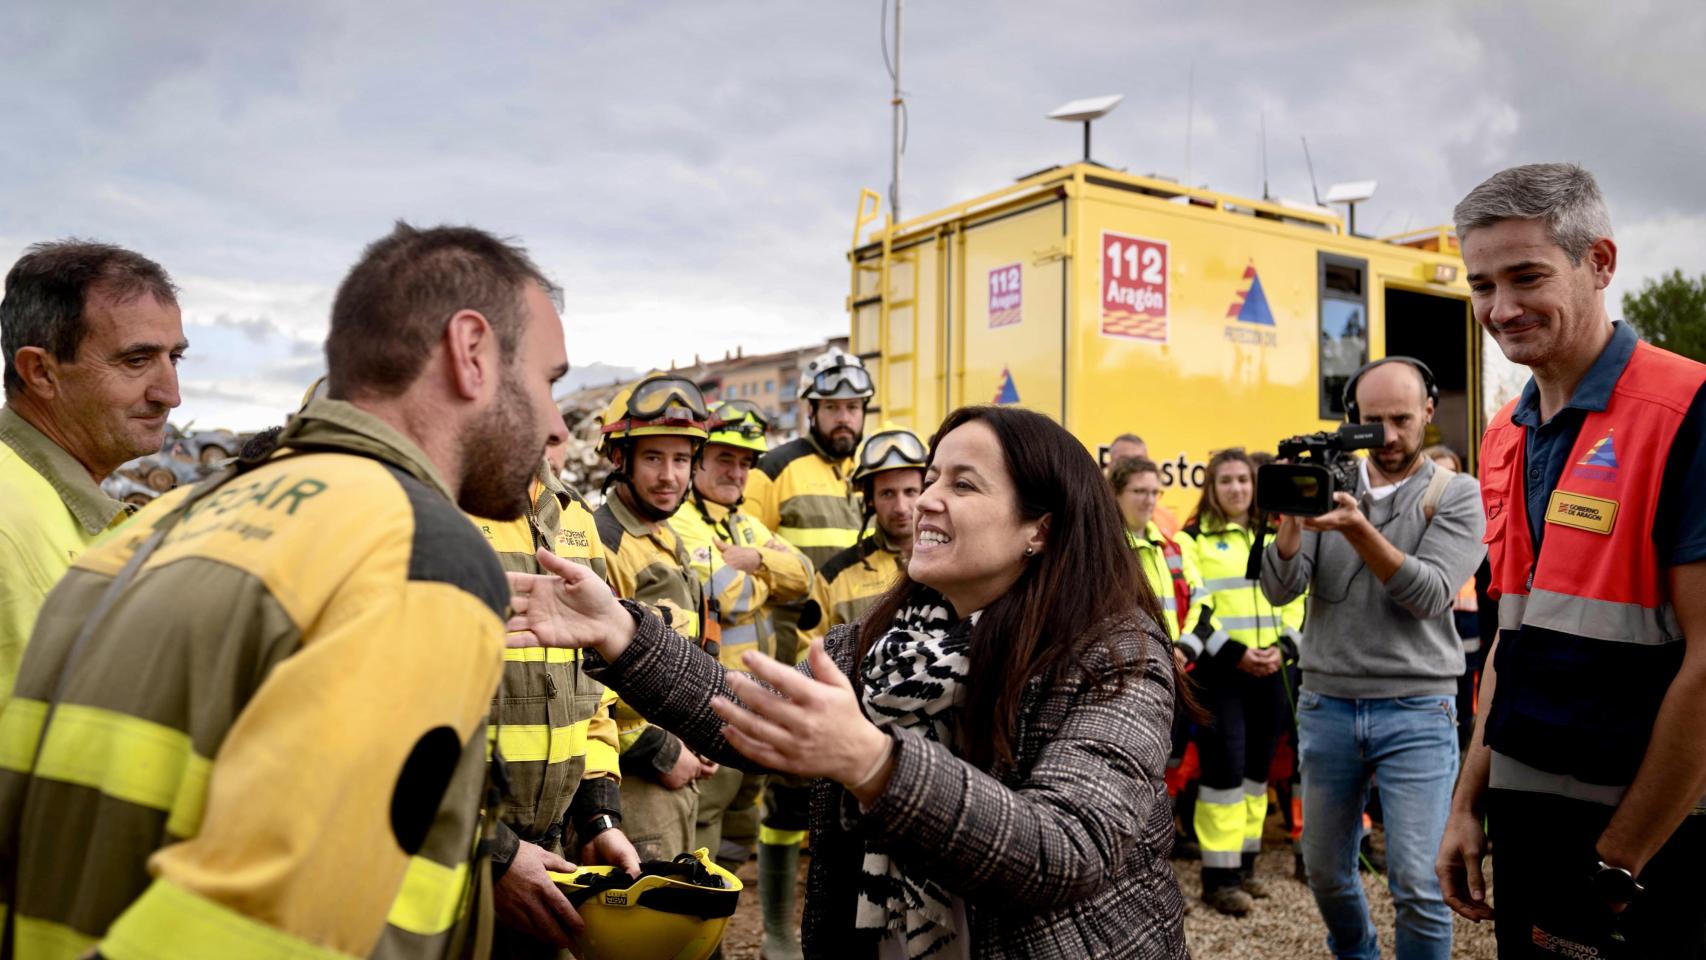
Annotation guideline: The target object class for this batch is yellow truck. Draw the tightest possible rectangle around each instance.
[846,162,1523,517]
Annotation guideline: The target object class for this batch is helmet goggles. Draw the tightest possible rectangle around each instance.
[806,364,874,400]
[856,428,928,481]
[708,399,770,439]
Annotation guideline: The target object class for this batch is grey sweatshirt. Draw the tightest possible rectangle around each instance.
[1260,458,1487,699]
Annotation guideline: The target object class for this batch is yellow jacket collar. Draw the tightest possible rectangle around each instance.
[283,399,455,502]
[0,405,127,534]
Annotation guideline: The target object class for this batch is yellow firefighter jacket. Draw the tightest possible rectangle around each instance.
[812,528,904,636]
[742,435,862,663]
[593,492,706,781]
[0,399,507,960]
[469,464,620,869]
[674,494,813,669]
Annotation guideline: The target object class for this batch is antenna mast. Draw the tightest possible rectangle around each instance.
[888,0,905,223]
[1301,136,1322,205]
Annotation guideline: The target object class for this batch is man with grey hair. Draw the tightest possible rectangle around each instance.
[1437,163,1706,957]
[0,241,186,703]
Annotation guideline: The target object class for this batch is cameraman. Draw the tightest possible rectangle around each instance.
[1261,358,1485,960]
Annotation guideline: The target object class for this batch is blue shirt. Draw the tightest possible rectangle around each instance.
[1510,321,1706,565]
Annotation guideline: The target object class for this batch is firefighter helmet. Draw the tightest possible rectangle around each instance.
[704,399,770,455]
[597,374,710,456]
[549,848,742,960]
[798,349,874,401]
[852,425,928,485]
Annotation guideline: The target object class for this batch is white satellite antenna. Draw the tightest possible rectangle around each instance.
[1048,94,1124,164]
[1325,179,1378,236]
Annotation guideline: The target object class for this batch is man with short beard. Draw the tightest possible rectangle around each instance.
[592,374,721,863]
[0,241,186,705]
[1261,357,1485,958]
[0,223,570,958]
[741,348,873,960]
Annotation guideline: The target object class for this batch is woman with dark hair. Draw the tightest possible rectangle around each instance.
[510,405,1189,959]
[1175,448,1304,916]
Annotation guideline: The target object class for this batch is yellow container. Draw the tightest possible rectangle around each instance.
[847,164,1514,517]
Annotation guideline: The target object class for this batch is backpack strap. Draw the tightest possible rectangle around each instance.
[1421,464,1455,522]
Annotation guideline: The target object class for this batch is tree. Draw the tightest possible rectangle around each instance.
[1622,269,1706,363]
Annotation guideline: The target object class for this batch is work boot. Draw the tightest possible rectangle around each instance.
[759,842,804,960]
[1203,885,1255,917]
[1239,852,1269,898]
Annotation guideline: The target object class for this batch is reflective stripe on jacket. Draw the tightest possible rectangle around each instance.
[1127,522,1198,643]
[0,399,506,960]
[1482,340,1706,796]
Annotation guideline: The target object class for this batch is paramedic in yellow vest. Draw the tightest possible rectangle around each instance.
[592,374,720,863]
[675,400,814,877]
[741,349,871,960]
[0,241,186,706]
[0,223,569,959]
[811,425,927,631]
[1175,448,1305,917]
[1106,432,1180,538]
[471,434,638,957]
[1111,456,1203,654]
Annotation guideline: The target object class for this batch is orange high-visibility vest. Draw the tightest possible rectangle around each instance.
[1480,341,1706,786]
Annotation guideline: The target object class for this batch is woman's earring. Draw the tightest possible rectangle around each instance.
[1024,547,1035,557]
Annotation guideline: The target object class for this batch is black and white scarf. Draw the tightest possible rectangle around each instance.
[855,601,972,958]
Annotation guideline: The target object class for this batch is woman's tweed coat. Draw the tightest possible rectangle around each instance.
[589,605,1189,959]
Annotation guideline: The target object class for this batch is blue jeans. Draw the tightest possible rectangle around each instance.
[1297,690,1458,960]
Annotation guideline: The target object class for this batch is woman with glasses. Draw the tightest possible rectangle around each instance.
[1175,448,1305,916]
[509,405,1190,959]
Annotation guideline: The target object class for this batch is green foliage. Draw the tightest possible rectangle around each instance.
[1622,269,1706,363]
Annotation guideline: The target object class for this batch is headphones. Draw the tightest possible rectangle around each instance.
[1342,356,1439,424]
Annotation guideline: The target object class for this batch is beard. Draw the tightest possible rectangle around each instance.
[456,377,541,521]
[812,423,860,458]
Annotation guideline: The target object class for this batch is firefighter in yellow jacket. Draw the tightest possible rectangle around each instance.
[0,222,570,960]
[592,374,719,863]
[741,350,873,960]
[674,401,814,874]
[811,425,927,631]
[1175,448,1306,916]
[470,438,638,958]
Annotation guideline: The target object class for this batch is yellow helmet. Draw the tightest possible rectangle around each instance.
[704,399,770,454]
[548,848,742,960]
[597,374,710,456]
[853,424,928,485]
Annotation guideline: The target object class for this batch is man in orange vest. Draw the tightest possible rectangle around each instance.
[1437,163,1706,958]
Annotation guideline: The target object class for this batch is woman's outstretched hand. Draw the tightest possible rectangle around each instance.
[711,639,896,806]
[505,548,637,660]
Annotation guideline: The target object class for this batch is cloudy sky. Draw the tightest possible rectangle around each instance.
[3,0,1702,429]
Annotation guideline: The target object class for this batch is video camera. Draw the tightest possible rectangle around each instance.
[1255,423,1387,517]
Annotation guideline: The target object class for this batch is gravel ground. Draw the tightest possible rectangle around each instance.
[715,825,1499,958]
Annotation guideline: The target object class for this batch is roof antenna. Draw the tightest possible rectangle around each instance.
[1301,135,1322,206]
[1260,112,1270,201]
[1184,62,1195,185]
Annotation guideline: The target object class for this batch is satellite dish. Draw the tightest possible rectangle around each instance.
[1324,180,1378,204]
[1047,94,1125,163]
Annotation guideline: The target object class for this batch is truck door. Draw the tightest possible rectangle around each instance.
[1383,286,1478,470]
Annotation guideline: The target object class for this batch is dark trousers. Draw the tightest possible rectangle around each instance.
[1195,666,1288,889]
[1488,788,1706,959]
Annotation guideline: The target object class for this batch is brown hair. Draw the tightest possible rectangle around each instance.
[1189,448,1256,532]
[1107,456,1160,497]
[857,406,1181,771]
[325,222,558,399]
[1421,444,1463,472]
[1,240,178,398]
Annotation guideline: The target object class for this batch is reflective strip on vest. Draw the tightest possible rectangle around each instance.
[1203,629,1233,657]
[1165,555,1184,572]
[719,622,760,654]
[0,699,211,838]
[101,878,356,960]
[486,721,590,764]
[775,526,859,550]
[1217,616,1270,632]
[1160,595,1178,612]
[707,563,742,602]
[385,857,472,937]
[0,906,98,960]
[501,647,581,663]
[727,577,757,616]
[1499,589,1681,646]
[1201,577,1251,592]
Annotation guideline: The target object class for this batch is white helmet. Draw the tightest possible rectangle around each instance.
[798,350,874,401]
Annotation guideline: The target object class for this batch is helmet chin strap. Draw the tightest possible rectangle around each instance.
[604,446,686,523]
